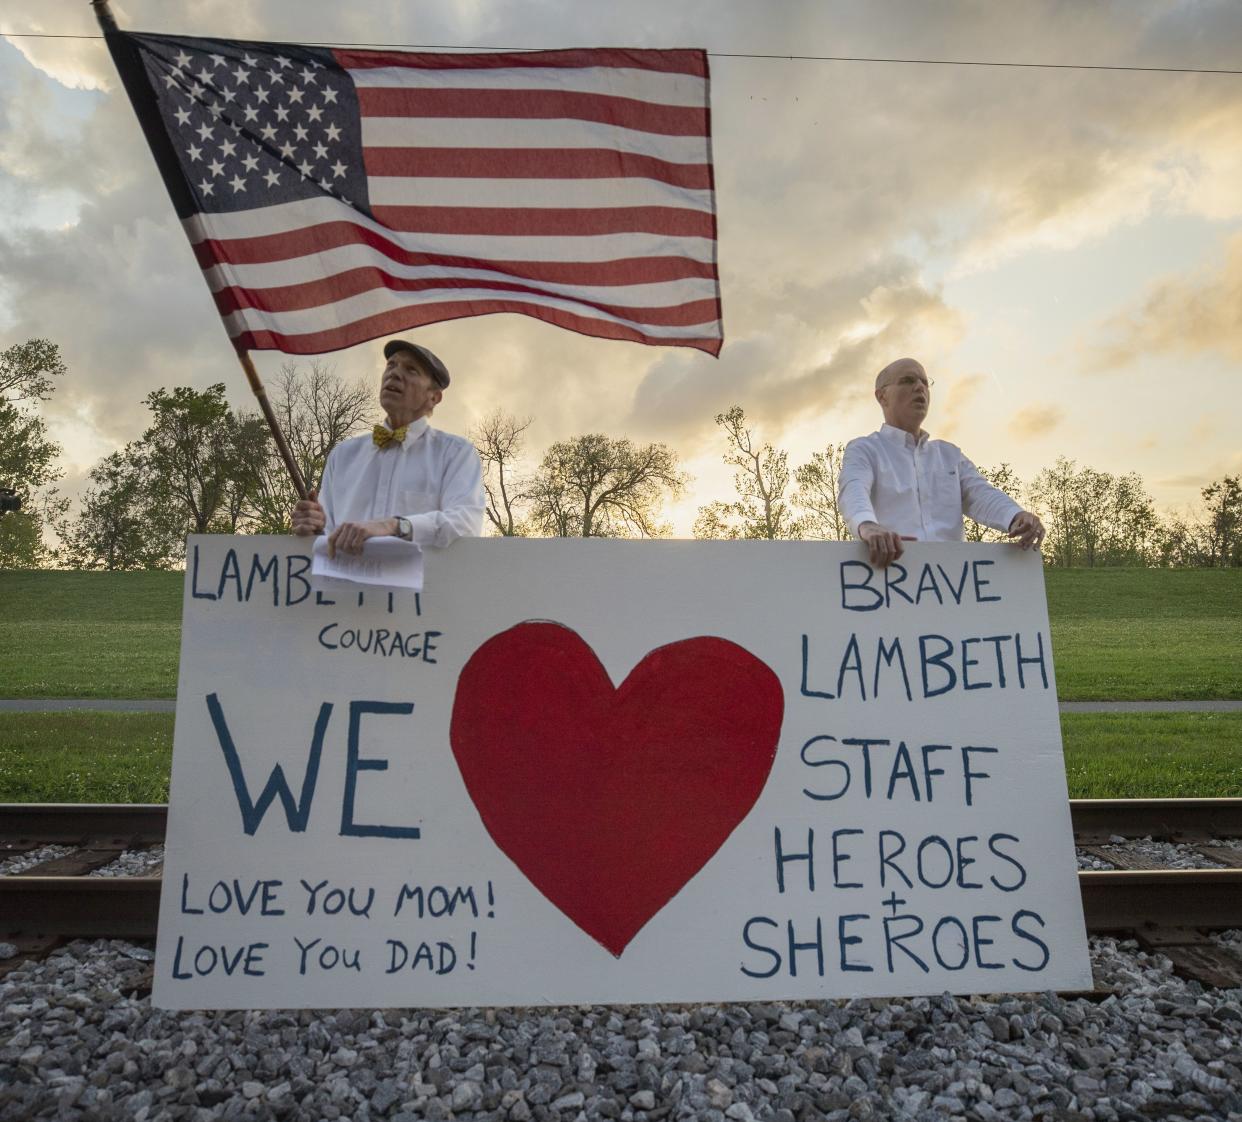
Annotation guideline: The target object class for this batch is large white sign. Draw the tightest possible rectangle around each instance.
[154,536,1091,1009]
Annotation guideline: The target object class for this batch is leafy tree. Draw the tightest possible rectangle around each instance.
[964,463,1024,543]
[1028,457,1160,567]
[793,443,851,541]
[0,399,66,568]
[528,434,686,537]
[65,384,268,568]
[0,338,66,403]
[1150,510,1199,568]
[0,494,47,568]
[247,361,373,533]
[472,409,533,536]
[1199,476,1242,568]
[59,448,182,570]
[0,339,69,568]
[694,406,801,540]
[219,413,273,534]
[1116,480,1241,570]
[140,384,252,536]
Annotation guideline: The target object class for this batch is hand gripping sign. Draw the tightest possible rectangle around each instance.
[154,536,1090,1009]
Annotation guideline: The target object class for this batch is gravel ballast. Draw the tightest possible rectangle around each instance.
[1075,837,1239,871]
[2,936,1240,1121]
[89,846,166,878]
[0,846,76,877]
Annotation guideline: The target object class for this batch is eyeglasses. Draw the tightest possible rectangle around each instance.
[888,375,934,388]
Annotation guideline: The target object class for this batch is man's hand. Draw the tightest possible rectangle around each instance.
[327,517,398,558]
[858,521,917,568]
[1008,511,1046,551]
[291,488,325,536]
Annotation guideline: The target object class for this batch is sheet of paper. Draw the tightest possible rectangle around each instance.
[310,535,424,589]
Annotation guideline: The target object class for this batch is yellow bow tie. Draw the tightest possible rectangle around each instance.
[373,424,408,449]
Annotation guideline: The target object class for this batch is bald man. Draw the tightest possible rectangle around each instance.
[838,358,1045,567]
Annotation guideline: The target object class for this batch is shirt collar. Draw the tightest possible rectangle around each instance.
[378,416,430,450]
[879,422,929,448]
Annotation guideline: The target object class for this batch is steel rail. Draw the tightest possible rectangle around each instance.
[1069,798,1242,843]
[0,803,167,848]
[4,799,1242,848]
[2,802,1241,942]
[1078,869,1242,932]
[1,877,161,938]
[3,870,1242,940]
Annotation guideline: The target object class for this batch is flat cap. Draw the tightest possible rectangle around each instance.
[383,339,450,389]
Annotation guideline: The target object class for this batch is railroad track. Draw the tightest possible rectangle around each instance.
[3,799,1242,986]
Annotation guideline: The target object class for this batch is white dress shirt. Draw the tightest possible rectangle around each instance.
[319,417,485,548]
[838,424,1022,542]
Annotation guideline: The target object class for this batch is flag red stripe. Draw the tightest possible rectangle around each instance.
[210,268,719,326]
[232,299,721,356]
[356,88,706,137]
[362,146,714,189]
[370,204,713,238]
[122,32,721,356]
[334,47,708,79]
[191,221,717,283]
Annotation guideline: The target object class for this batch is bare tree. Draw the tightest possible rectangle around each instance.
[528,434,686,537]
[694,406,801,540]
[793,443,851,541]
[248,360,373,532]
[472,409,533,536]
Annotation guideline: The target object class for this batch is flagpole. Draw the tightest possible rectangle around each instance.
[91,0,311,502]
[239,352,310,499]
[89,0,116,32]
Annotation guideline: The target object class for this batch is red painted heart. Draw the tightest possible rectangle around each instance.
[450,622,784,956]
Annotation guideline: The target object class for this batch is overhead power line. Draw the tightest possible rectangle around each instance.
[2,31,1241,75]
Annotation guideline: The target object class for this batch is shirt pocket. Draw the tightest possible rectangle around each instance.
[399,489,436,514]
[929,466,961,507]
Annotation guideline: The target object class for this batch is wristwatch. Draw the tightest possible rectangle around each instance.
[394,516,413,541]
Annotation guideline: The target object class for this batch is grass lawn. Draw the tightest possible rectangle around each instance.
[1044,569,1241,700]
[1,710,1237,804]
[1060,712,1242,798]
[0,712,173,803]
[0,566,1238,701]
[0,570,182,698]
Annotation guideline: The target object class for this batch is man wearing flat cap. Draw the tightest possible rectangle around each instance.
[291,339,485,554]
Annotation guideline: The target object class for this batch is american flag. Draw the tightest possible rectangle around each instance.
[106,31,722,356]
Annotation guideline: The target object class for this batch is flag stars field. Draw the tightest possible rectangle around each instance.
[139,38,351,213]
[107,31,722,355]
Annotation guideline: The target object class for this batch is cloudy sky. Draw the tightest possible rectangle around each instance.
[3,0,1241,535]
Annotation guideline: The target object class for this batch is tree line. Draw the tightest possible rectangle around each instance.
[477,404,1240,569]
[474,405,852,544]
[2,339,1238,570]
